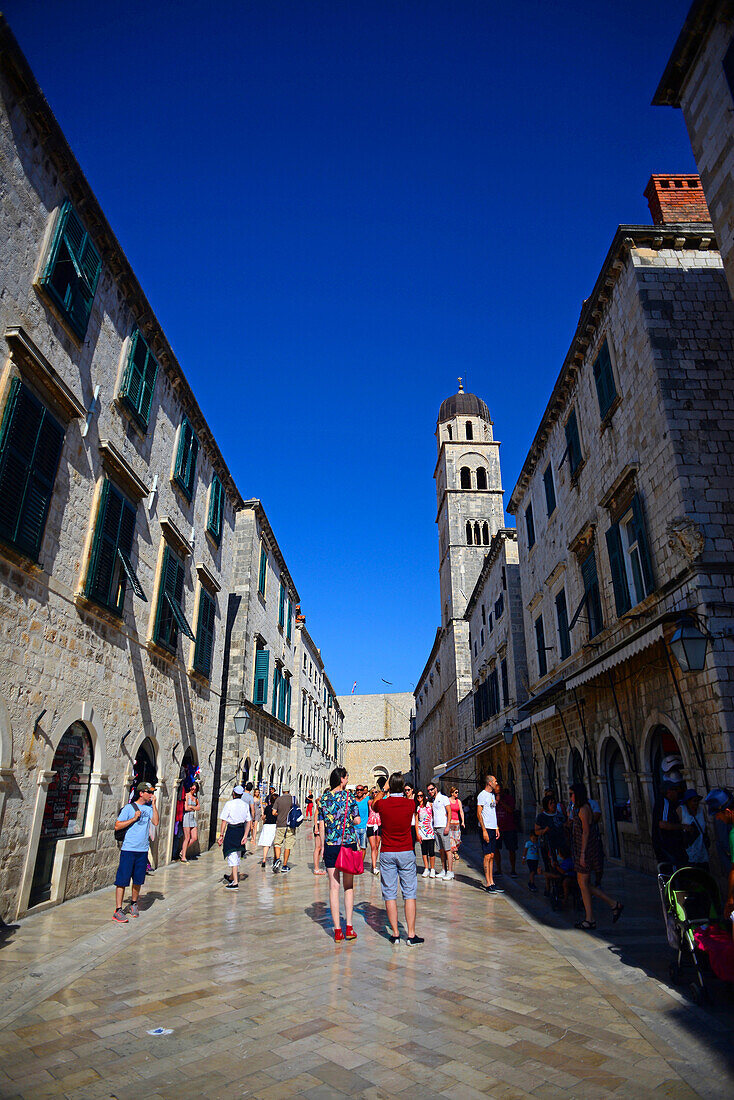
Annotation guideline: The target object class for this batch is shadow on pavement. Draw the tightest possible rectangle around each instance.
[0,918,19,950]
[353,900,397,941]
[303,900,334,938]
[136,890,165,912]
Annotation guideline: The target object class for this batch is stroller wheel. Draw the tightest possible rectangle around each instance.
[689,982,707,1006]
[668,961,680,984]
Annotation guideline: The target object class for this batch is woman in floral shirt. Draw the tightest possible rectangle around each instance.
[318,767,360,943]
[415,790,436,878]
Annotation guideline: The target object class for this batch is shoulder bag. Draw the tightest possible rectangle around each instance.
[335,795,363,875]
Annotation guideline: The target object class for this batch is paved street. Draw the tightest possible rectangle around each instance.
[0,840,732,1100]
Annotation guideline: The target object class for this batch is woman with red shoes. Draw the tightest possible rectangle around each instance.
[318,767,361,942]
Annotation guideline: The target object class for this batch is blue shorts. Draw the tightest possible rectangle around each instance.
[379,850,417,900]
[356,827,367,849]
[115,849,148,887]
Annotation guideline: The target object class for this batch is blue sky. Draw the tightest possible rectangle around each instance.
[5,0,695,697]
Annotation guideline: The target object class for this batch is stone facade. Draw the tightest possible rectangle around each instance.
[654,1,734,301]
[0,20,242,918]
[413,387,506,789]
[339,692,413,786]
[503,190,734,873]
[292,623,343,801]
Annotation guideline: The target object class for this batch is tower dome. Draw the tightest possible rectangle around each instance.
[438,379,491,424]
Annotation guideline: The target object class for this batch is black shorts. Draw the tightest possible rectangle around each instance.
[367,824,381,837]
[420,838,435,856]
[497,831,518,852]
[481,834,497,856]
[323,843,357,869]
[526,858,538,873]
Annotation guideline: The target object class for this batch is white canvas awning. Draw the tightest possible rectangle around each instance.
[565,623,664,690]
[432,731,505,781]
[512,704,557,733]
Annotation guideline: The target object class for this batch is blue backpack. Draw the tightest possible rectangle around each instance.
[287,796,303,830]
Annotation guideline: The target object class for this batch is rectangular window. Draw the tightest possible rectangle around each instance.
[593,339,617,419]
[119,329,158,429]
[254,646,269,705]
[258,544,267,596]
[87,479,143,614]
[286,598,293,642]
[564,409,582,476]
[40,201,101,340]
[489,669,500,716]
[500,658,509,706]
[581,550,603,638]
[0,378,65,561]
[272,665,282,717]
[494,593,504,620]
[555,589,571,661]
[154,545,194,652]
[488,612,493,634]
[301,692,306,733]
[535,615,548,677]
[207,476,224,546]
[543,463,556,516]
[278,581,286,628]
[173,417,198,500]
[607,494,654,615]
[277,669,288,723]
[283,674,292,726]
[525,502,536,549]
[193,587,216,677]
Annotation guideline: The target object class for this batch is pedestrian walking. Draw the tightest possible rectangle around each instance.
[523,827,540,891]
[415,789,435,878]
[318,766,361,942]
[427,781,453,880]
[367,789,381,875]
[679,789,709,869]
[703,789,734,930]
[112,781,158,922]
[373,773,424,945]
[272,785,299,873]
[652,778,688,869]
[448,787,464,862]
[241,782,256,851]
[478,775,503,894]
[570,783,623,929]
[313,790,326,875]
[249,787,262,852]
[259,787,277,866]
[217,784,251,889]
[180,781,199,863]
[495,783,518,877]
[354,784,369,866]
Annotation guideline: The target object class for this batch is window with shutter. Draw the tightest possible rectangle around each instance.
[535,615,548,677]
[253,647,269,705]
[285,675,292,726]
[86,479,142,614]
[501,658,509,706]
[526,502,536,549]
[593,339,617,419]
[555,589,571,660]
[543,463,556,516]
[258,544,267,596]
[120,329,158,429]
[194,588,216,677]
[278,582,286,628]
[173,417,199,500]
[40,202,101,340]
[272,666,281,717]
[278,670,287,723]
[564,410,582,476]
[605,522,631,617]
[206,476,224,545]
[0,378,64,561]
[286,599,293,642]
[581,550,603,638]
[154,545,193,651]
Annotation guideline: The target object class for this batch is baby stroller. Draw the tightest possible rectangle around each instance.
[658,863,725,1004]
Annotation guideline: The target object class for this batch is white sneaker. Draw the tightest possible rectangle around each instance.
[444,871,455,880]
[429,869,436,878]
[373,867,380,875]
[422,869,430,878]
[437,870,447,880]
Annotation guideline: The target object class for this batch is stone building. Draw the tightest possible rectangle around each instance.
[293,621,343,800]
[339,692,413,786]
[502,176,734,873]
[413,384,506,789]
[0,18,242,918]
[654,0,734,302]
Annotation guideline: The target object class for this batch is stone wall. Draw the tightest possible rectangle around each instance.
[339,692,413,786]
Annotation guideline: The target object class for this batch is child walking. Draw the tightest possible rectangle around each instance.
[523,827,540,892]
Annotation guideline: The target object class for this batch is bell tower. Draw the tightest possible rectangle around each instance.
[435,380,504,630]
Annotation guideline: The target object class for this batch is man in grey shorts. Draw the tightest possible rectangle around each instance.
[372,772,424,946]
[427,781,454,880]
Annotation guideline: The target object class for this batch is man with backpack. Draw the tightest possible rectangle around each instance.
[112,782,158,923]
[272,785,302,874]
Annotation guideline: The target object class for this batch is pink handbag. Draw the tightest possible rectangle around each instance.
[335,795,363,875]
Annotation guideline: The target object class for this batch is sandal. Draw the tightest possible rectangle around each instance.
[612,903,624,924]
[574,919,596,931]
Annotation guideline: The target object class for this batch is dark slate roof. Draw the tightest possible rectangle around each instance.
[438,390,491,423]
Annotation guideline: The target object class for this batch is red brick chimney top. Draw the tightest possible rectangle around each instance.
[644,174,711,225]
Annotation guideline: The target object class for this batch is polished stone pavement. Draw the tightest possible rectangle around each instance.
[0,839,732,1100]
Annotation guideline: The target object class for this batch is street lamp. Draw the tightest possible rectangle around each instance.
[669,616,709,673]
[304,743,314,758]
[233,703,250,736]
[502,720,514,745]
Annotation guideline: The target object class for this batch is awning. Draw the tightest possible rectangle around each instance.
[517,678,565,715]
[565,623,664,690]
[513,704,557,733]
[432,731,505,781]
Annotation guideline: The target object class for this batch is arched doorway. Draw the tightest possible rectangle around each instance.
[268,763,276,791]
[649,726,684,803]
[604,741,631,859]
[29,722,94,907]
[569,748,585,787]
[507,762,516,802]
[242,757,251,784]
[372,765,388,790]
[133,737,157,795]
[257,759,264,785]
[545,754,557,796]
[277,766,284,792]
[173,747,197,862]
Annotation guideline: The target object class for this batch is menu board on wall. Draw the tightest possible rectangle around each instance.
[41,724,92,840]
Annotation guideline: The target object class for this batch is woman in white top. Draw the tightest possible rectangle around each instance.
[679,789,709,868]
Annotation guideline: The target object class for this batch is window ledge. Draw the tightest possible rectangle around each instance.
[5,325,85,421]
[99,439,150,501]
[32,283,85,348]
[73,592,124,628]
[146,637,179,664]
[205,527,221,550]
[171,475,193,505]
[569,457,587,487]
[161,516,193,558]
[114,394,149,439]
[599,393,622,434]
[195,560,220,593]
[188,666,210,687]
[0,539,43,575]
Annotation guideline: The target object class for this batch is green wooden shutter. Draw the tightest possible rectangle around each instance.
[156,546,188,649]
[258,545,267,594]
[120,330,158,428]
[87,480,119,608]
[41,202,101,339]
[630,493,654,596]
[254,649,269,704]
[272,666,280,717]
[285,677,292,726]
[286,599,292,642]
[543,463,556,515]
[565,410,582,475]
[0,379,64,560]
[555,589,571,660]
[207,477,223,544]
[581,552,603,637]
[194,589,216,677]
[175,419,198,499]
[535,616,547,677]
[605,523,631,616]
[279,583,285,627]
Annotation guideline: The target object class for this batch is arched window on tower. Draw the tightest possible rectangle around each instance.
[466,521,473,545]
[482,522,490,545]
[476,467,487,490]
[460,467,471,489]
[465,421,473,440]
[474,522,481,545]
[447,424,452,439]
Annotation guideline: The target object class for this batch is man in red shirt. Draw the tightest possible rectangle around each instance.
[372,773,424,946]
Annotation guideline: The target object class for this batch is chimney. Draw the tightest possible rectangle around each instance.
[644,174,711,225]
